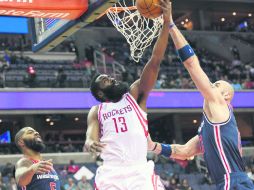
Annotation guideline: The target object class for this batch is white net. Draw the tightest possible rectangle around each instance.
[106,0,163,62]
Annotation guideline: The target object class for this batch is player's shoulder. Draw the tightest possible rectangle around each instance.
[129,79,140,100]
[16,157,33,168]
[88,105,99,119]
[90,105,99,112]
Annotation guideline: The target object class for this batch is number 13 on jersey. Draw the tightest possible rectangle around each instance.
[112,117,128,133]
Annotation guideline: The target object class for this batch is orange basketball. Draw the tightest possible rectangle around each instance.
[136,0,162,19]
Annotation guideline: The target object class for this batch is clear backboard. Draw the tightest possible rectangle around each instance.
[29,0,118,52]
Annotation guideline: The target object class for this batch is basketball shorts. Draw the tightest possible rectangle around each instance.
[94,160,165,190]
[216,172,254,190]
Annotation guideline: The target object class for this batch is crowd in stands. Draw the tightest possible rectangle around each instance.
[0,36,31,52]
[0,39,253,90]
[0,36,79,53]
[0,142,84,155]
[91,13,254,33]
[0,52,88,88]
[211,19,254,32]
[0,130,85,155]
[0,24,253,90]
[98,37,254,90]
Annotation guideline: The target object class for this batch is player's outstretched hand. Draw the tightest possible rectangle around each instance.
[156,0,173,24]
[31,159,53,174]
[89,141,106,153]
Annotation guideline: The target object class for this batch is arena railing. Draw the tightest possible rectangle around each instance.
[0,152,96,165]
[0,147,253,165]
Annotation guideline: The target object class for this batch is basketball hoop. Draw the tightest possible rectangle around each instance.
[104,0,163,62]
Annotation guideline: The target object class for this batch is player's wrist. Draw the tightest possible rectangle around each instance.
[85,141,93,152]
[169,22,175,30]
[30,164,37,173]
[163,20,170,27]
[150,142,161,155]
[159,143,172,158]
[151,142,158,151]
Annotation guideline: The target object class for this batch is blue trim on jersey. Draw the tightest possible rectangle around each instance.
[203,106,231,126]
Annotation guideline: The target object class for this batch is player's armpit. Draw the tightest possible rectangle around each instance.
[129,79,140,101]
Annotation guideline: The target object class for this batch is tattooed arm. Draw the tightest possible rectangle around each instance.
[171,135,202,160]
[151,135,203,160]
[15,158,53,186]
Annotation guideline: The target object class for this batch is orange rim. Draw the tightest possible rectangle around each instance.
[97,6,137,19]
[107,6,137,13]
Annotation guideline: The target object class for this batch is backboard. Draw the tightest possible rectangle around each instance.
[30,0,118,52]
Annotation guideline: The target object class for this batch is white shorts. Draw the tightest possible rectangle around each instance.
[94,161,165,190]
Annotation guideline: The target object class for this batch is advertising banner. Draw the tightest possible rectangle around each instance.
[0,0,88,19]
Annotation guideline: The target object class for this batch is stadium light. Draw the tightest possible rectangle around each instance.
[193,120,197,124]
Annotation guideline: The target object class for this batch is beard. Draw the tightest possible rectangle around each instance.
[23,138,45,153]
[103,81,129,102]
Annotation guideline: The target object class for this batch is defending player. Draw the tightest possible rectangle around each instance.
[15,127,60,190]
[150,3,254,190]
[85,0,172,189]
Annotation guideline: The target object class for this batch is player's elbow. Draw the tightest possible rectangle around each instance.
[18,181,27,187]
[17,178,30,187]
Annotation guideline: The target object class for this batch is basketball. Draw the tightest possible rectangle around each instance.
[136,0,163,19]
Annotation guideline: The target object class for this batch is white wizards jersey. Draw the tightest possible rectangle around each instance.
[98,93,149,165]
